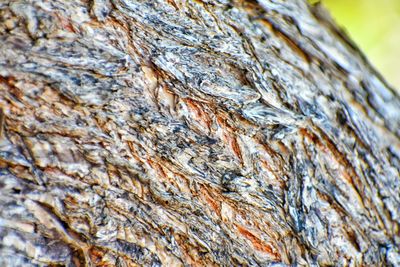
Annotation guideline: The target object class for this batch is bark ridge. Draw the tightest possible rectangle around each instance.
[0,0,399,266]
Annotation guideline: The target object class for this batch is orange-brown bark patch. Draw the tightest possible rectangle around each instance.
[185,99,211,131]
[200,185,221,216]
[54,12,75,33]
[229,135,243,162]
[236,225,281,261]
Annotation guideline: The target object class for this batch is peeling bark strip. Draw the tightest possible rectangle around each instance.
[0,107,4,138]
[0,0,399,266]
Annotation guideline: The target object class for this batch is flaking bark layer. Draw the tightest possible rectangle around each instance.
[0,0,399,266]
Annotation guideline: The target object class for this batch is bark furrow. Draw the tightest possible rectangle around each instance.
[0,0,399,266]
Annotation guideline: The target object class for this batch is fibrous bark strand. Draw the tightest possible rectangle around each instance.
[0,0,399,266]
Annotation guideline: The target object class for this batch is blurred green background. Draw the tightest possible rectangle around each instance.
[312,0,400,90]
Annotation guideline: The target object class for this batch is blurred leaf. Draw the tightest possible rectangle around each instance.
[308,0,400,89]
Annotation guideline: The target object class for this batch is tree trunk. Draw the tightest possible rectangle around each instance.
[0,0,399,266]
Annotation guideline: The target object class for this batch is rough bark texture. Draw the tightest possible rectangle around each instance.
[0,0,399,266]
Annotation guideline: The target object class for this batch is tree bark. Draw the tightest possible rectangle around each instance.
[0,0,399,266]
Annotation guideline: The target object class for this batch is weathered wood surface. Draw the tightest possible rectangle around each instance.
[0,0,399,266]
